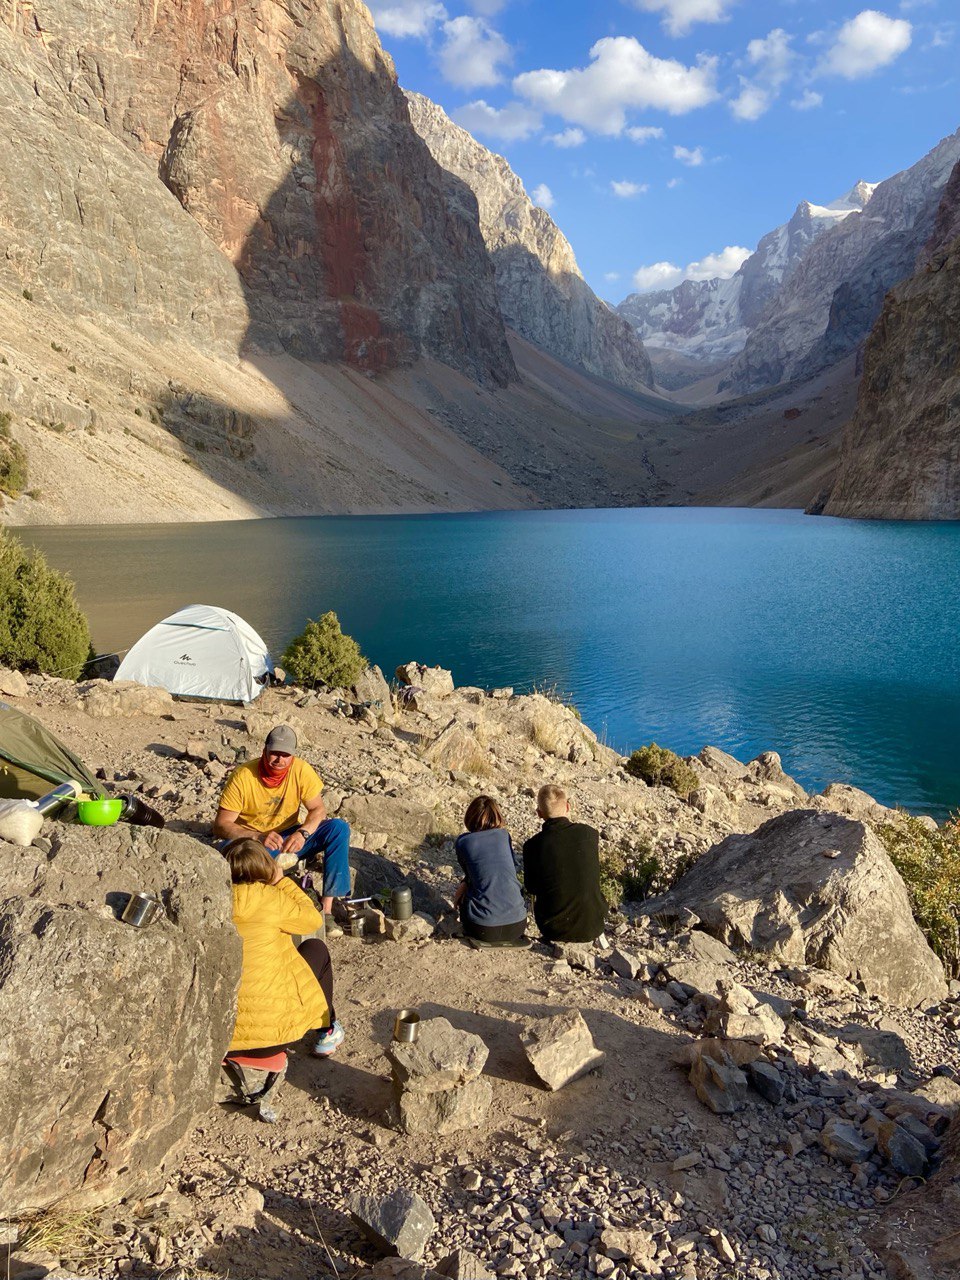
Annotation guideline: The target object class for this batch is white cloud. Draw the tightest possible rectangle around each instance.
[453,99,542,141]
[531,183,555,209]
[791,88,824,109]
[819,10,912,78]
[688,245,751,278]
[632,243,751,291]
[368,0,447,38]
[628,0,736,37]
[633,261,686,290]
[439,16,512,89]
[667,176,682,188]
[467,0,507,13]
[730,27,795,120]
[514,36,718,134]
[611,180,649,197]
[730,82,772,120]
[925,25,955,50]
[626,125,666,142]
[547,127,587,147]
[604,271,621,281]
[674,144,705,165]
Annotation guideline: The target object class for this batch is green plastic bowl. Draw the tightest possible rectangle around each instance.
[76,797,124,827]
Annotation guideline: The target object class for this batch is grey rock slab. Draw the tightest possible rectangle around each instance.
[609,948,645,980]
[348,1188,437,1261]
[820,1118,875,1165]
[746,1060,786,1105]
[384,913,436,943]
[0,826,240,1215]
[687,1044,749,1114]
[436,1248,496,1279]
[662,958,726,995]
[520,1010,605,1091]
[875,1120,929,1178]
[644,810,948,1008]
[552,942,596,971]
[837,1023,912,1073]
[388,1017,489,1095]
[396,1077,492,1136]
[599,1226,657,1264]
[395,663,454,698]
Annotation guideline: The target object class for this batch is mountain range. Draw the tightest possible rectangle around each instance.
[618,130,960,401]
[0,0,956,524]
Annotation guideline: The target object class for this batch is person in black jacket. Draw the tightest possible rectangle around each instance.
[522,785,606,943]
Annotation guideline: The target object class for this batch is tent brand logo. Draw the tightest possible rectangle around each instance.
[174,653,195,666]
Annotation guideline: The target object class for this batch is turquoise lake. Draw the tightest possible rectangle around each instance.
[22,508,960,819]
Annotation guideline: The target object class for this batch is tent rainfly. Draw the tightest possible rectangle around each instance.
[0,702,99,800]
[115,605,274,704]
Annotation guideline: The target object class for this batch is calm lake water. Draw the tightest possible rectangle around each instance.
[21,508,960,819]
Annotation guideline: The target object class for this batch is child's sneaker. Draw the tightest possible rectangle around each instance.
[312,1020,345,1057]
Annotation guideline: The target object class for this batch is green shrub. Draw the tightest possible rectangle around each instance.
[0,528,91,678]
[879,816,960,979]
[600,844,662,906]
[0,413,28,497]
[0,436,28,497]
[626,742,700,800]
[21,289,32,301]
[282,611,367,690]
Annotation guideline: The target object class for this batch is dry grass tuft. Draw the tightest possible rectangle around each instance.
[17,1208,106,1264]
[529,713,562,756]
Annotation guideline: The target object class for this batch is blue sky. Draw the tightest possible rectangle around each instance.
[367,0,959,300]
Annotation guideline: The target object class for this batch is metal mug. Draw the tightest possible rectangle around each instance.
[393,1008,420,1043]
[120,892,163,929]
[391,886,413,921]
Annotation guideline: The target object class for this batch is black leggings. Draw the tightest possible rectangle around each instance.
[459,905,527,944]
[237,938,335,1059]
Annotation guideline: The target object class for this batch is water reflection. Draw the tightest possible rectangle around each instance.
[20,508,960,818]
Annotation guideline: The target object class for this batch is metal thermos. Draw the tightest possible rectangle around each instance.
[120,892,163,929]
[118,794,165,828]
[391,886,413,921]
[33,780,82,815]
[393,1008,420,1043]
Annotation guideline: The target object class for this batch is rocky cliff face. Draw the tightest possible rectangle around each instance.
[406,93,653,393]
[618,185,874,366]
[723,130,960,396]
[821,159,960,520]
[0,0,514,385]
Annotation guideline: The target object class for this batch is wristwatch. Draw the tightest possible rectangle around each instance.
[298,826,311,838]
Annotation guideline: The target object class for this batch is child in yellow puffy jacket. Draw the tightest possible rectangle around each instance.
[223,838,345,1058]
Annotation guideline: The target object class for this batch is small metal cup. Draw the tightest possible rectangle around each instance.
[120,892,163,929]
[393,1008,420,1043]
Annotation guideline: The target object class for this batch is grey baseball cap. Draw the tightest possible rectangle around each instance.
[264,725,297,753]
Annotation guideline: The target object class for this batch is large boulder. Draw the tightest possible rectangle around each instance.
[644,810,947,1008]
[338,795,437,851]
[81,680,174,719]
[0,824,240,1215]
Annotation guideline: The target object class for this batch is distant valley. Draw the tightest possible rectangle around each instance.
[0,1,956,525]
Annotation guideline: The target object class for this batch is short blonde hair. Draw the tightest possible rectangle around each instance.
[537,784,568,817]
[223,838,276,885]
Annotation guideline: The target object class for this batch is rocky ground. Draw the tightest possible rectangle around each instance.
[1,666,957,1280]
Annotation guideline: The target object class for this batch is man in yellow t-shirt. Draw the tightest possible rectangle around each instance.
[213,725,350,915]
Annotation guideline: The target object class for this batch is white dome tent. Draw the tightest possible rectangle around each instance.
[116,605,274,704]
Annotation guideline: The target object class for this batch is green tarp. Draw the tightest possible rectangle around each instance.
[0,701,98,800]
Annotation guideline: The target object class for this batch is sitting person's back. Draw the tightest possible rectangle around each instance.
[454,795,527,946]
[225,838,344,1058]
[522,784,606,944]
